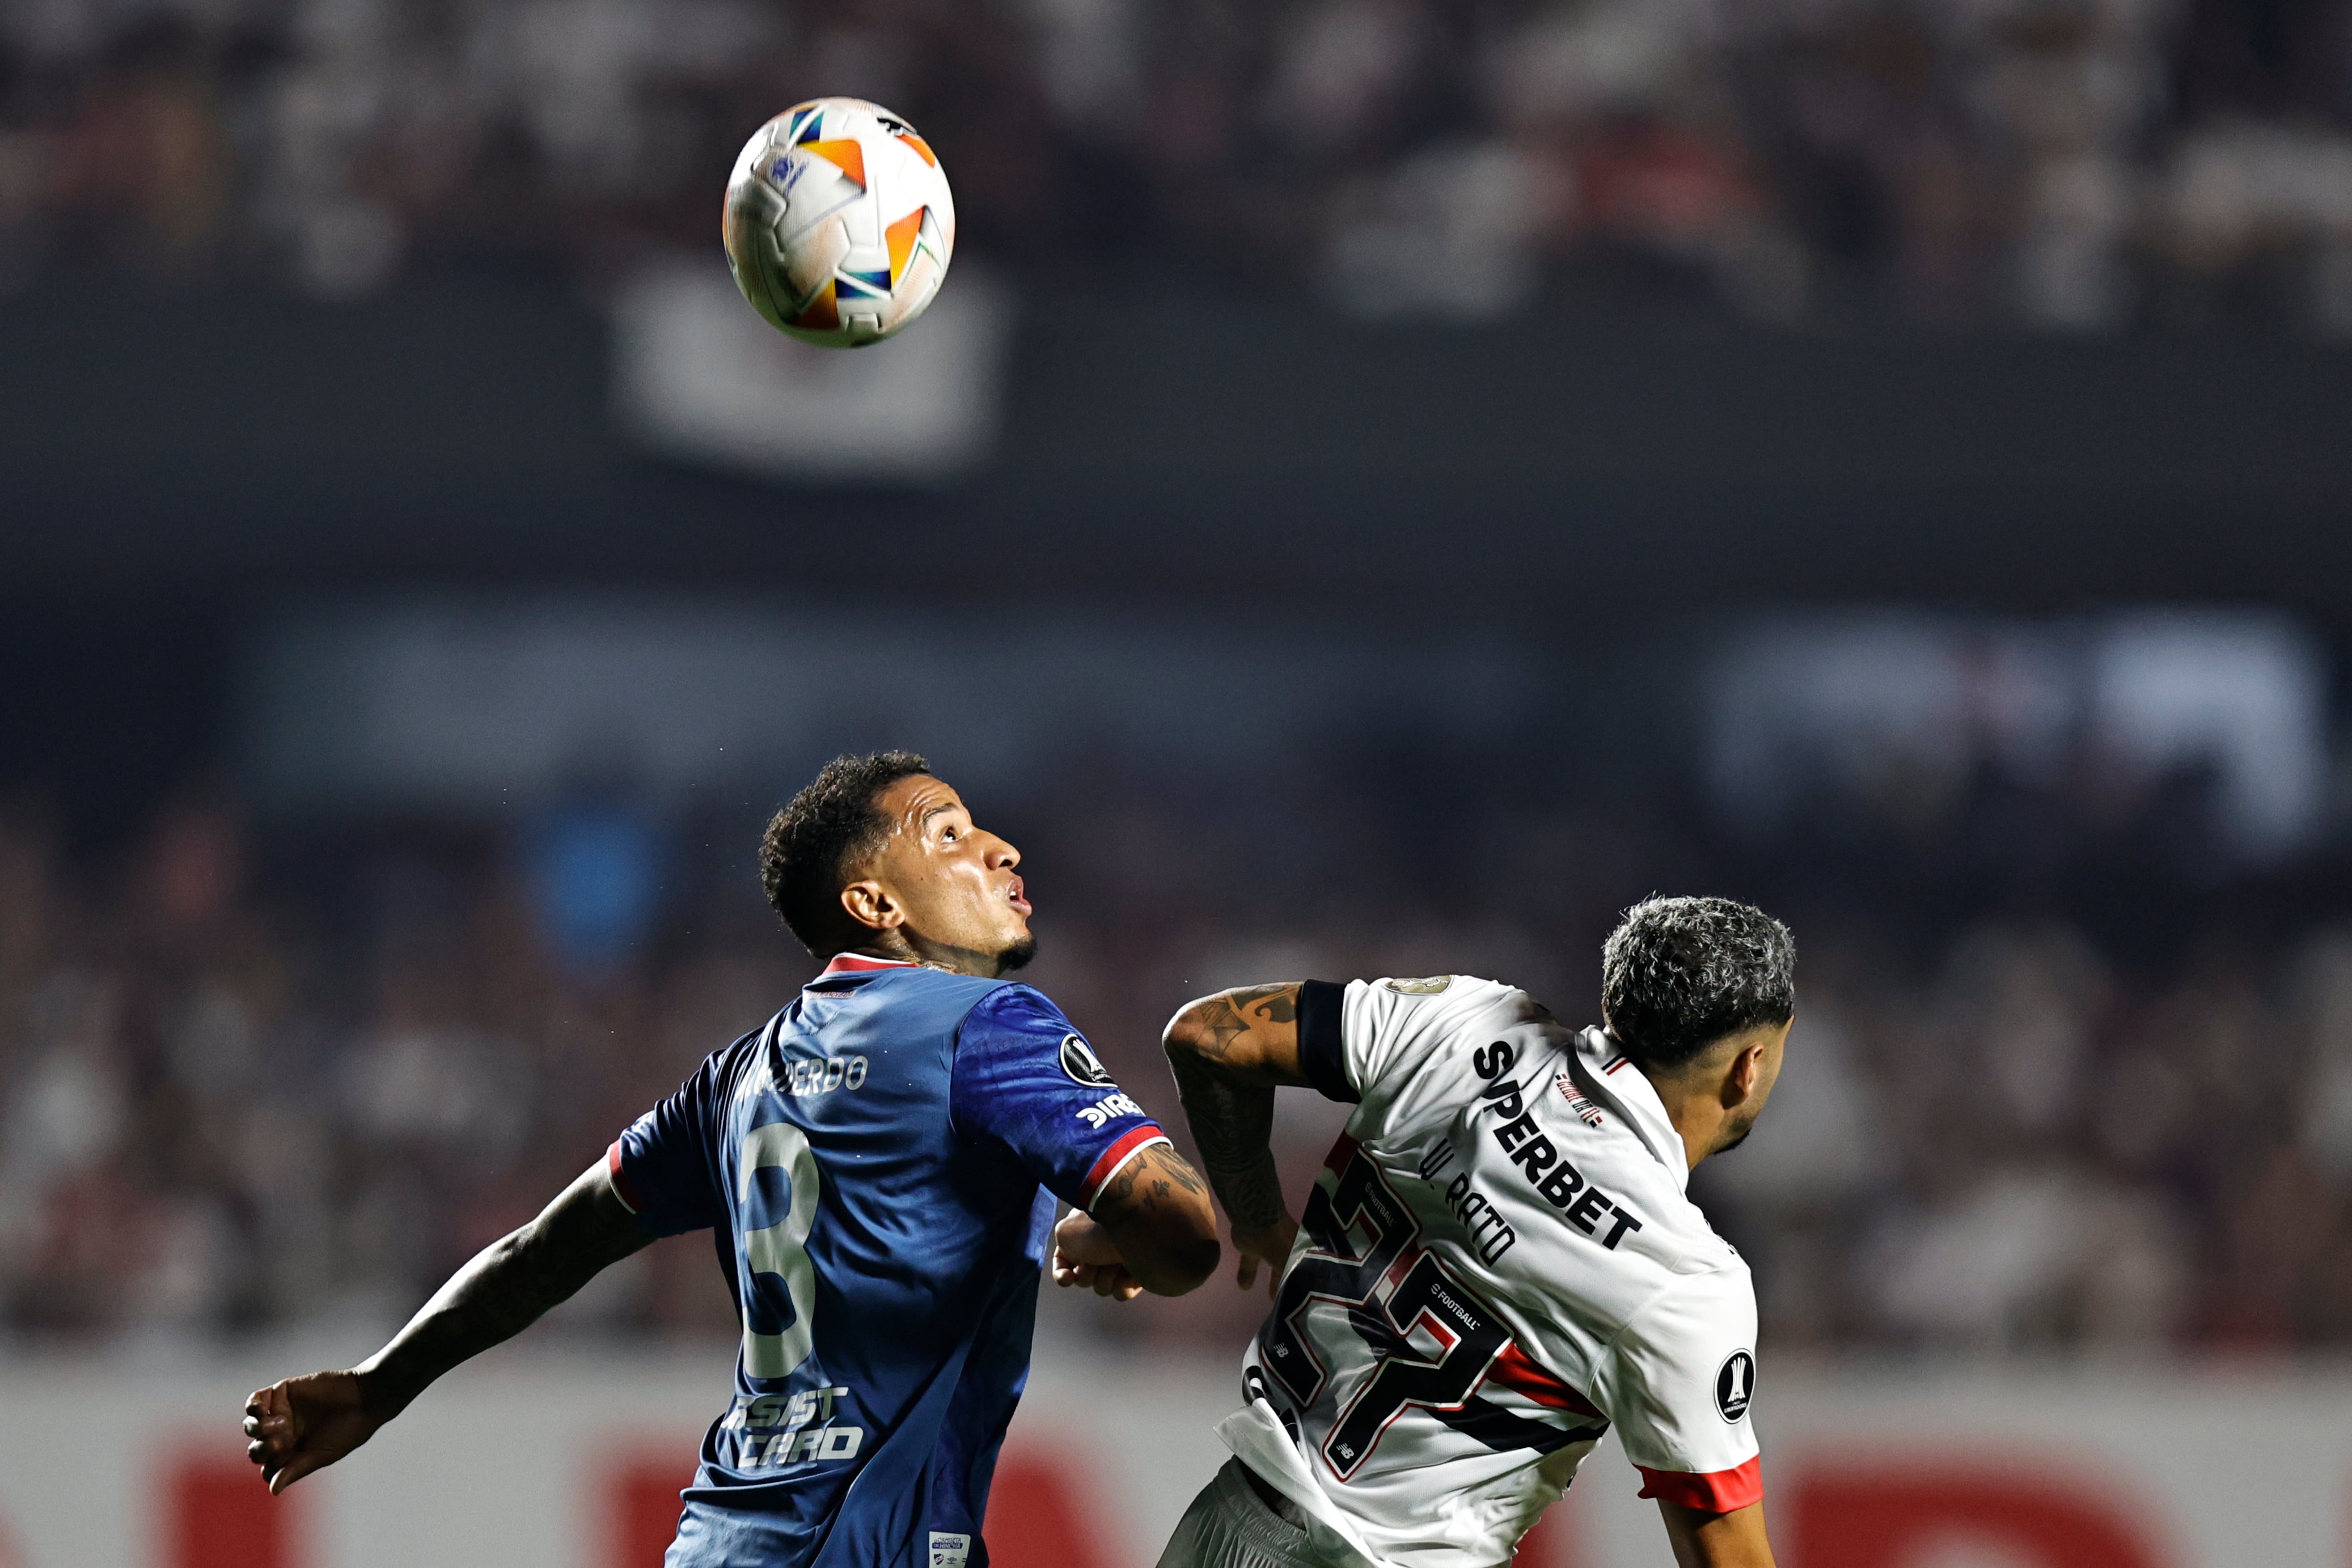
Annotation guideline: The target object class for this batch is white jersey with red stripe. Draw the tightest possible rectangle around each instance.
[1217,976,1762,1568]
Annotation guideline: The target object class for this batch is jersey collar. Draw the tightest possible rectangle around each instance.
[819,952,920,975]
[1570,1026,1690,1194]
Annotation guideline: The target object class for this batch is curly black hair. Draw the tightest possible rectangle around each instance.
[1600,895,1795,1071]
[759,751,932,956]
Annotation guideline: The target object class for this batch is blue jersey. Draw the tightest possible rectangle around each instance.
[607,953,1170,1568]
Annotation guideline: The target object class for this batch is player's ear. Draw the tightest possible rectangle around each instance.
[839,879,902,932]
[1722,1035,1766,1109]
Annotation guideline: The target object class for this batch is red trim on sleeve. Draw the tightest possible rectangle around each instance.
[1321,1132,1360,1176]
[1486,1345,1606,1420]
[1079,1125,1170,1210]
[1636,1457,1763,1513]
[606,1139,645,1214]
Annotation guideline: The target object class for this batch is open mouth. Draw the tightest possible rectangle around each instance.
[1006,876,1031,917]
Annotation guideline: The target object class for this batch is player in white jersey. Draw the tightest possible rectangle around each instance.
[1128,897,1790,1568]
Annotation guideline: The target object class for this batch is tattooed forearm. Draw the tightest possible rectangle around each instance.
[1208,1147,1288,1236]
[1166,1045,1288,1234]
[1166,1045,1274,1177]
[1100,1143,1209,1215]
[1161,982,1311,1238]
[1087,1143,1221,1294]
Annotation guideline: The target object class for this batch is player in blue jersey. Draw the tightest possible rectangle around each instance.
[243,751,1220,1566]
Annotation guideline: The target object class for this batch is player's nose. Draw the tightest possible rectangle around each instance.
[985,833,1020,869]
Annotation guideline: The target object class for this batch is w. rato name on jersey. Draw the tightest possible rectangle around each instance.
[1224,975,1763,1568]
[1450,1037,1644,1253]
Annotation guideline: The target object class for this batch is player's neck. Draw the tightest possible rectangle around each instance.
[844,934,1006,980]
[1641,1070,1721,1172]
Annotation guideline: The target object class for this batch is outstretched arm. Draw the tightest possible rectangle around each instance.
[1659,1501,1776,1568]
[244,1159,652,1493]
[1161,983,1313,1295]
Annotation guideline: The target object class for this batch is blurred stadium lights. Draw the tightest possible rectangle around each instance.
[1706,610,2331,868]
[238,598,1548,813]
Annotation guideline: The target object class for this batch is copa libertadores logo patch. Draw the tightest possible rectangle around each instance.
[1715,1350,1756,1422]
[1058,1033,1115,1088]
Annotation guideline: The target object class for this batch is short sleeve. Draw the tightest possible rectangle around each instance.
[949,986,1170,1211]
[1602,1269,1763,1512]
[1296,980,1358,1103]
[608,1042,737,1238]
[1334,976,1468,1099]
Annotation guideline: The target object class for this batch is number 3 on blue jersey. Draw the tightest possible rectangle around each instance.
[742,1120,821,1379]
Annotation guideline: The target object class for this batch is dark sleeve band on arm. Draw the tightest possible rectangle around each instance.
[1297,981,1358,1104]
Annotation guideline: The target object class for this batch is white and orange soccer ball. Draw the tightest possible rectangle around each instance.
[722,98,956,348]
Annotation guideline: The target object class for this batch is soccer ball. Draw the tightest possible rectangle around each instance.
[722,98,957,348]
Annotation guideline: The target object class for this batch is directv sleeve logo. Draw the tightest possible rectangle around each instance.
[1059,1033,1115,1087]
[1715,1350,1755,1422]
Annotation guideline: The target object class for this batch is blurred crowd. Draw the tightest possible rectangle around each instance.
[3,747,2351,1361]
[0,0,2348,329]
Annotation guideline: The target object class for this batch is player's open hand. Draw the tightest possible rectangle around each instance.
[244,1371,387,1494]
[1050,1210,1144,1301]
[1230,1214,1298,1299]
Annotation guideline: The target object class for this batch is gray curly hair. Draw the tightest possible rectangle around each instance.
[1600,895,1795,1071]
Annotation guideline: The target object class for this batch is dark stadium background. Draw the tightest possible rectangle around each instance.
[2,1,2351,1564]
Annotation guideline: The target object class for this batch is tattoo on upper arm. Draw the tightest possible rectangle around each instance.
[1184,984,1297,1065]
[1233,984,1296,1024]
[1190,997,1252,1060]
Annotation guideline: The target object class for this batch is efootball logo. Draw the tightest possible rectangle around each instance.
[1715,1350,1755,1423]
[1059,1033,1115,1088]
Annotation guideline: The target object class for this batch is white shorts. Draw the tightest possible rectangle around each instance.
[1156,1460,1335,1568]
